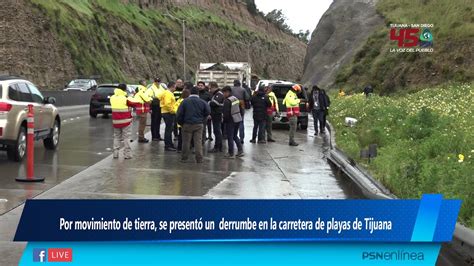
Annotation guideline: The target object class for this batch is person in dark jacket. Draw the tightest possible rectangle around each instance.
[250,87,271,143]
[209,82,224,153]
[231,80,250,144]
[308,85,329,135]
[222,86,244,159]
[176,87,210,163]
[198,81,213,142]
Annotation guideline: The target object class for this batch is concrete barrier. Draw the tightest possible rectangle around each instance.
[41,91,94,107]
[325,121,474,264]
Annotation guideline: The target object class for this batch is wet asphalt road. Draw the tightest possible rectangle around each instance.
[0,106,131,214]
[0,106,357,215]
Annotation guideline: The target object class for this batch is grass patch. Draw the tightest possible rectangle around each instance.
[330,83,474,228]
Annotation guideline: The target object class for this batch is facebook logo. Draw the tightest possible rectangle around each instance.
[33,248,47,262]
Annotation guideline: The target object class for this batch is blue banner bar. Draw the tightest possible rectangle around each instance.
[14,195,460,242]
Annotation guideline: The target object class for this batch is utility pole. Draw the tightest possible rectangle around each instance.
[182,19,186,80]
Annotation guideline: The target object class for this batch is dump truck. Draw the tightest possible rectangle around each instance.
[195,62,251,88]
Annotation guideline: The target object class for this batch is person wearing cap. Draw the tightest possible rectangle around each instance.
[283,84,302,146]
[134,80,153,143]
[160,81,177,151]
[176,87,210,163]
[110,84,138,159]
[147,78,166,141]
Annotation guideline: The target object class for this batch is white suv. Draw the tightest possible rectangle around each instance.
[0,76,60,161]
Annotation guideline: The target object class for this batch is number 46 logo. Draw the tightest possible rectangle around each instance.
[390,28,420,47]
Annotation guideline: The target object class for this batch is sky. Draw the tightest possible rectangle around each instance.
[254,0,333,34]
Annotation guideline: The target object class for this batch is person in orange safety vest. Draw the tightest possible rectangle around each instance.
[134,80,152,143]
[110,83,138,159]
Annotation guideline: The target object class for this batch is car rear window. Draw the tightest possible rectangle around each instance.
[272,86,306,99]
[68,80,89,86]
[96,86,116,95]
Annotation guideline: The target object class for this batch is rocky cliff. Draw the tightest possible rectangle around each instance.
[302,0,383,89]
[0,0,306,89]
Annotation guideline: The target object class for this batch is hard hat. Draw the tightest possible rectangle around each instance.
[292,84,302,91]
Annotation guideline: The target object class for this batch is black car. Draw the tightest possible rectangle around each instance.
[271,83,309,130]
[89,84,116,118]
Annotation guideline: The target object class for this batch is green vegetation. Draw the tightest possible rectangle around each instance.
[334,0,474,94]
[330,83,473,228]
[28,0,271,83]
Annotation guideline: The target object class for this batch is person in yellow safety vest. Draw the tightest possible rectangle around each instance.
[283,84,301,146]
[174,88,190,152]
[134,80,152,143]
[160,81,177,151]
[110,84,139,159]
[265,86,279,142]
[147,78,166,141]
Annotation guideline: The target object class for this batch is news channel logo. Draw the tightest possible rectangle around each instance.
[389,24,434,53]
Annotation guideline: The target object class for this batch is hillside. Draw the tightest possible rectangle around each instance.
[0,0,307,89]
[303,0,474,93]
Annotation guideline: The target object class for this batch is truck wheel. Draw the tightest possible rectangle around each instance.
[7,126,27,162]
[44,119,60,150]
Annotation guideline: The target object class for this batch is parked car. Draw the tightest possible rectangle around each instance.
[89,84,117,118]
[64,79,97,91]
[0,76,60,161]
[271,82,309,130]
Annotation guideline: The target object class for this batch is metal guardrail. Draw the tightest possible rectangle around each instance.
[41,91,94,107]
[325,121,474,263]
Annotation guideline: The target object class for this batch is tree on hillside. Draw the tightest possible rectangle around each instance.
[265,9,292,34]
[296,30,311,43]
[245,0,258,15]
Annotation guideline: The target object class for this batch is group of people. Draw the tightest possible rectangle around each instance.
[109,78,331,163]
